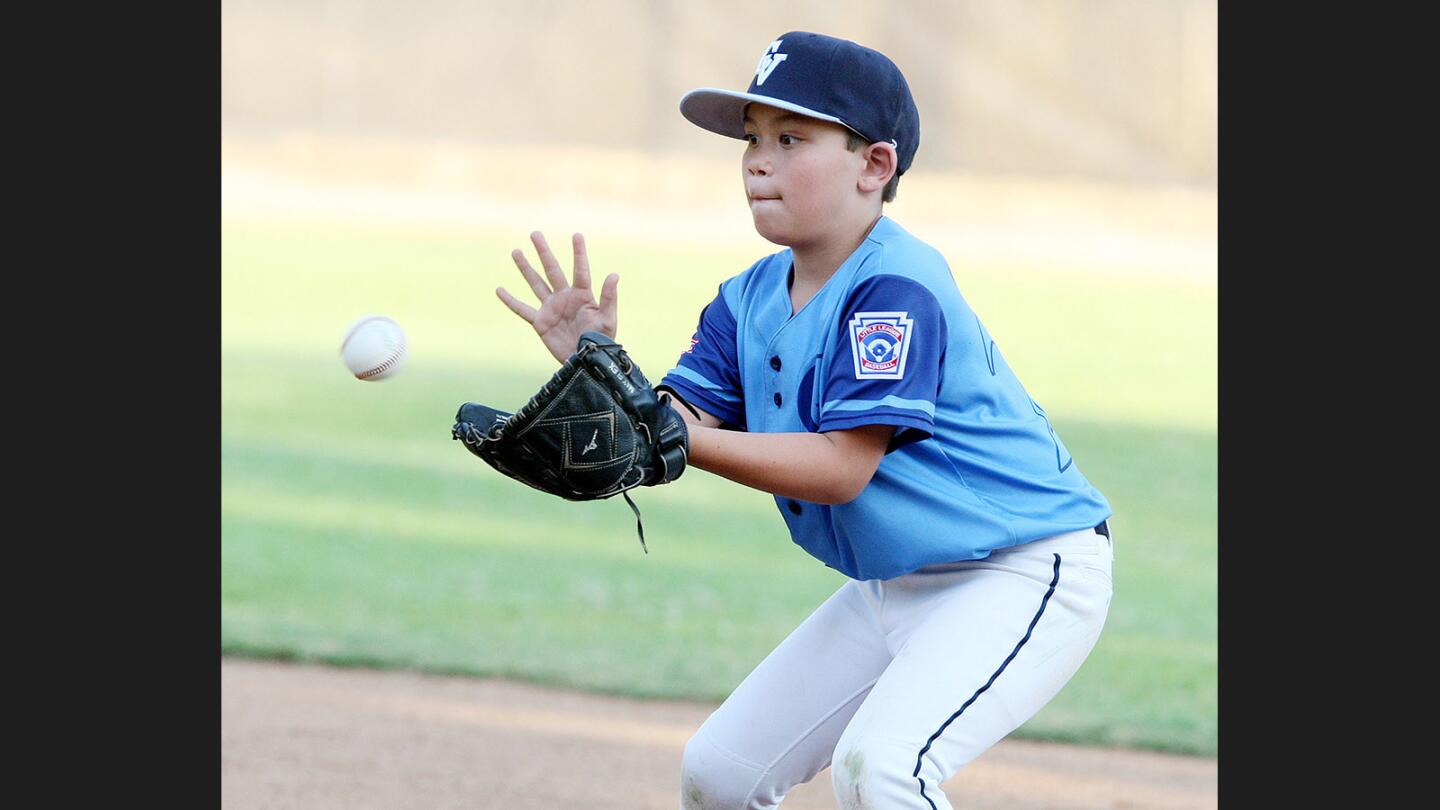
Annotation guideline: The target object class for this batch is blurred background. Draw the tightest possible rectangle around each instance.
[222,0,1216,771]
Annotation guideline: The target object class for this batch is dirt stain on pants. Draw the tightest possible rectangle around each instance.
[836,748,869,810]
[682,775,711,810]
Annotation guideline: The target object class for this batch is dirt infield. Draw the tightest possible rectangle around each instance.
[222,658,1215,809]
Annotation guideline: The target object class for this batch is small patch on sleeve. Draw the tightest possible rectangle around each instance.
[848,311,913,379]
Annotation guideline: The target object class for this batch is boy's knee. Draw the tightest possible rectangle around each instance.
[679,730,767,810]
[830,737,917,810]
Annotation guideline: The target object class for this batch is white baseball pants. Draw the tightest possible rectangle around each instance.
[679,525,1114,809]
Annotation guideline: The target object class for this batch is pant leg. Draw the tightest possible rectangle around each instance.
[680,578,894,810]
[830,528,1113,810]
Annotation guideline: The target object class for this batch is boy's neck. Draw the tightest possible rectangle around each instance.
[789,211,884,292]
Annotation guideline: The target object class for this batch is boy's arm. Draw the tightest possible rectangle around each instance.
[659,392,888,503]
[493,234,887,502]
[659,387,724,429]
[685,422,894,505]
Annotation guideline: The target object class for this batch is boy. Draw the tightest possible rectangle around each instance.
[496,31,1113,810]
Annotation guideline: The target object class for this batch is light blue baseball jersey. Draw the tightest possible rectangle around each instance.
[659,216,1112,581]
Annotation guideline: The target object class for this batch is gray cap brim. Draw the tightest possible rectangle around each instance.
[679,87,859,140]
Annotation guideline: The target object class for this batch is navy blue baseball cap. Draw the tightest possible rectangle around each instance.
[680,31,921,175]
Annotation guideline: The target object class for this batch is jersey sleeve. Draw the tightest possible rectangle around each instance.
[818,274,947,448]
[658,286,746,428]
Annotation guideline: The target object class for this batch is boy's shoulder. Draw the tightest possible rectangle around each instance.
[855,217,958,296]
[862,217,948,271]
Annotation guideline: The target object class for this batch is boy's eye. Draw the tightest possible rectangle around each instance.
[743,133,800,146]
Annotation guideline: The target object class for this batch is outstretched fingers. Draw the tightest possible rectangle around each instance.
[511,248,552,301]
[571,232,591,290]
[599,273,620,321]
[495,286,539,324]
[530,231,569,292]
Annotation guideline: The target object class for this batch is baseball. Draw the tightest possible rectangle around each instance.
[340,314,408,381]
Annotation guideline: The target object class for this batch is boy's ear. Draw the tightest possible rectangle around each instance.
[857,141,898,195]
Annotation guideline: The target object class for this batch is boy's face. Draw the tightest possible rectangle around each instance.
[741,102,869,248]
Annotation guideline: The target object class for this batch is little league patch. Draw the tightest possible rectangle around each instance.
[848,311,913,379]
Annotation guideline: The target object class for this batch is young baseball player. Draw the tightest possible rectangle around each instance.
[496,30,1114,810]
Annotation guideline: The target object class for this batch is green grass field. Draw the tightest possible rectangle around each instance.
[221,218,1217,756]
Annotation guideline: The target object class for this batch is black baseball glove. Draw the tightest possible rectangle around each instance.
[451,331,693,551]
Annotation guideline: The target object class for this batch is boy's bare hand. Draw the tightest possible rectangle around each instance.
[496,231,619,364]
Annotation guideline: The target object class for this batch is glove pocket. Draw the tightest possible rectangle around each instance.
[528,408,639,497]
[554,410,632,469]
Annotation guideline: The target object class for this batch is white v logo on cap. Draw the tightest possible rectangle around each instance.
[754,39,787,85]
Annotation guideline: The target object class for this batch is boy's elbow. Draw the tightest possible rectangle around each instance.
[818,470,875,505]
[811,427,889,504]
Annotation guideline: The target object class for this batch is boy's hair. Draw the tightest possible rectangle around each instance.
[845,131,900,203]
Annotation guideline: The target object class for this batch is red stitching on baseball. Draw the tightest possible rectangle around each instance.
[343,316,404,379]
[357,347,405,379]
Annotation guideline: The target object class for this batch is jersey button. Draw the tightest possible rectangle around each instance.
[770,355,782,371]
[773,392,783,407]
[788,500,802,515]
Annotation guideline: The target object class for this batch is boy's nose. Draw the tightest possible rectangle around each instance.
[743,146,772,176]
